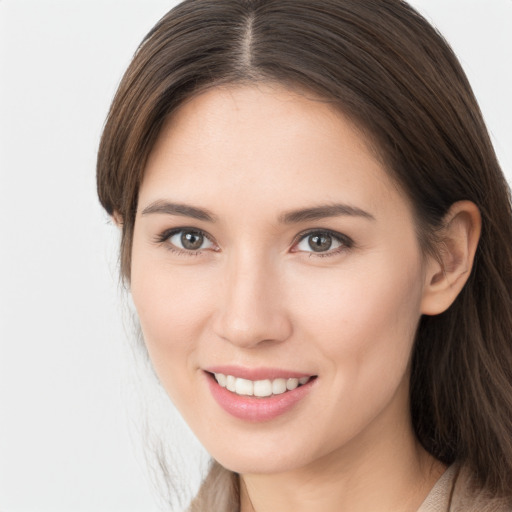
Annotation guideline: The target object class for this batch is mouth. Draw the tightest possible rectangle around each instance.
[210,372,314,398]
[204,368,317,422]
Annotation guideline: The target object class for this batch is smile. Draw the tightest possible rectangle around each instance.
[205,369,317,422]
[214,373,311,397]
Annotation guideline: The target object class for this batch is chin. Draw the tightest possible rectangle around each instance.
[201,431,328,476]
[214,451,305,476]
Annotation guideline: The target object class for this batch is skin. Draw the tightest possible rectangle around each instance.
[129,84,480,512]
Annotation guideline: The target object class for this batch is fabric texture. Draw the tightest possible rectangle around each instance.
[189,461,512,511]
[418,464,512,512]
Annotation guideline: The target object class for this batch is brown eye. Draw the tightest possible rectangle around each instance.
[294,230,352,256]
[168,229,215,252]
[181,231,204,250]
[308,233,333,252]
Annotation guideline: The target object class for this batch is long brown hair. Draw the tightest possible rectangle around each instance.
[97,0,512,507]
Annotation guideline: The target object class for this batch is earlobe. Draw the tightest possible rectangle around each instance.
[421,201,481,316]
[112,211,124,228]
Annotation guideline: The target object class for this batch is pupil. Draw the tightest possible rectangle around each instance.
[309,233,332,252]
[181,231,203,250]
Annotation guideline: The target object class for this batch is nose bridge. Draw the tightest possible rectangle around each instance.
[213,246,291,348]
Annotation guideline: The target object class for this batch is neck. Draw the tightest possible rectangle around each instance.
[239,387,445,512]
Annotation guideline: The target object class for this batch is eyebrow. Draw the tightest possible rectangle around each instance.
[141,200,217,222]
[279,204,375,224]
[140,200,374,224]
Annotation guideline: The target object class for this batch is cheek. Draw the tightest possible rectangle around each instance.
[133,275,210,340]
[278,254,425,451]
[130,245,215,387]
[291,251,425,394]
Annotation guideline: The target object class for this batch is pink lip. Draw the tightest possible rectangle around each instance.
[204,365,312,381]
[204,369,316,423]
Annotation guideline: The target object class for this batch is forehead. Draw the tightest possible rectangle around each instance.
[140,84,408,220]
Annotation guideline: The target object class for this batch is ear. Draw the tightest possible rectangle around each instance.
[421,201,481,316]
[112,211,123,228]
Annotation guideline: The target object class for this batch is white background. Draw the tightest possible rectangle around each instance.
[0,1,511,511]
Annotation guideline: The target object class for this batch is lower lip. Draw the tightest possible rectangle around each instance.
[206,373,315,422]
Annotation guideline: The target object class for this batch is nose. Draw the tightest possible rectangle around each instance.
[211,250,293,348]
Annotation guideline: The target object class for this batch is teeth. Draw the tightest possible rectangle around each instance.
[272,378,287,395]
[226,375,236,392]
[214,373,312,397]
[286,378,298,390]
[216,373,227,387]
[254,380,272,397]
[235,378,253,396]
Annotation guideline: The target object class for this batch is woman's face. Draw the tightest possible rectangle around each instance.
[131,84,431,475]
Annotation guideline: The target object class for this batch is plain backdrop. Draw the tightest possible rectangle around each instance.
[0,1,511,511]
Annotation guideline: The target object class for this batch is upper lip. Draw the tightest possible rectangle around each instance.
[203,365,315,381]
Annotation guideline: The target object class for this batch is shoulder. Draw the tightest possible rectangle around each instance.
[418,464,512,512]
[450,465,512,512]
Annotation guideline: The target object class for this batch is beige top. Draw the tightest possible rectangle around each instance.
[189,461,512,512]
[418,465,512,512]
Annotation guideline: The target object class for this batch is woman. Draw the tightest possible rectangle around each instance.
[96,0,512,510]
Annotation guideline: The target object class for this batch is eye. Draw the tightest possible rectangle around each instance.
[293,230,352,255]
[162,228,216,252]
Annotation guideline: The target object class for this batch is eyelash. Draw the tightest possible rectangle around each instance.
[154,227,217,256]
[292,229,354,258]
[154,228,354,258]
